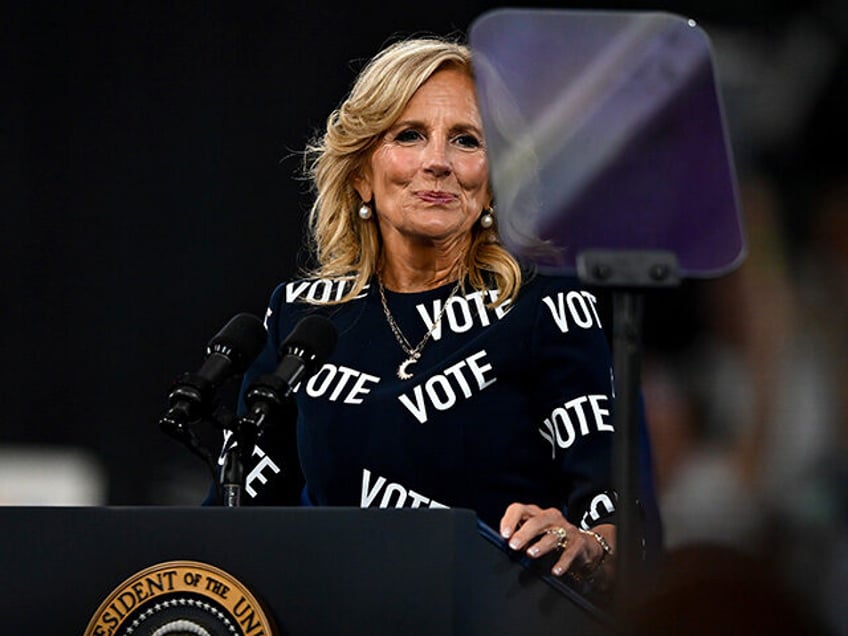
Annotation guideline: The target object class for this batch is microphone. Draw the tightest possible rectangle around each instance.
[219,314,335,507]
[242,314,337,432]
[160,313,267,440]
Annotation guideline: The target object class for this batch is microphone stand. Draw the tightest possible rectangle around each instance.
[220,371,295,506]
[218,408,260,508]
[167,316,336,507]
[218,390,284,507]
[219,316,336,506]
[162,404,262,508]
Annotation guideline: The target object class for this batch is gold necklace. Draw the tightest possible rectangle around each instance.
[377,275,464,380]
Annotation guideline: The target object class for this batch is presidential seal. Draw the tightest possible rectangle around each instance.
[84,560,276,636]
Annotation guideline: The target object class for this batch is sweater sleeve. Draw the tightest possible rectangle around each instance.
[529,276,617,529]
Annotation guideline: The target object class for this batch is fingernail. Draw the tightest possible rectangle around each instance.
[528,546,540,557]
[509,539,520,550]
[553,566,564,576]
[501,527,511,539]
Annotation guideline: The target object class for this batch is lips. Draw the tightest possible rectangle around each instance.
[417,191,457,204]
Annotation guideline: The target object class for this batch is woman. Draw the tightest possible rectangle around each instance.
[228,36,618,583]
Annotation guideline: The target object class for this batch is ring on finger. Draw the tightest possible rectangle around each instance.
[546,526,568,550]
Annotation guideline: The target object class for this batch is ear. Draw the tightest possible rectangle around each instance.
[352,170,373,203]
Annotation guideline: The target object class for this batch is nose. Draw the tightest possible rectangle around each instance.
[422,139,451,178]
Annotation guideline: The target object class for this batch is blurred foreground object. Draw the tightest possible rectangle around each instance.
[0,445,106,505]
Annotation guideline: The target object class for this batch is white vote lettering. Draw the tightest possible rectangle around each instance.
[285,278,368,303]
[360,468,386,507]
[244,446,281,497]
[305,364,380,404]
[360,469,448,510]
[417,291,512,341]
[581,492,617,529]
[398,350,496,424]
[539,394,613,459]
[542,291,602,333]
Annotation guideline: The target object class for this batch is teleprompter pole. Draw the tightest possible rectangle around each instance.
[577,249,680,615]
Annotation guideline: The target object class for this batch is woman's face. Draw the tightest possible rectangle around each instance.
[354,67,490,252]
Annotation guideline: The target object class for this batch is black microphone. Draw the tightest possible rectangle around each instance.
[242,314,337,432]
[160,313,267,440]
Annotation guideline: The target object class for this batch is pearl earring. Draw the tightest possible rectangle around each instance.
[358,202,372,220]
[480,207,494,228]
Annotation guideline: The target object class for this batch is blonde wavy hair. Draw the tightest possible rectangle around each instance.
[302,35,522,306]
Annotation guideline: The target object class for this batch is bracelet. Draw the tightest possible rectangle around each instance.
[579,529,614,565]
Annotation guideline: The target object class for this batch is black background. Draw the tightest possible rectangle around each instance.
[4,1,844,505]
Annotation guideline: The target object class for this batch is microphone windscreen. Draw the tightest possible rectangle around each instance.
[207,313,267,373]
[280,314,338,371]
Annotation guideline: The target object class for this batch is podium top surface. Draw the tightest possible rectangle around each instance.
[0,506,611,636]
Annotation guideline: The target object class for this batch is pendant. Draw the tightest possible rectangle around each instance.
[397,352,420,380]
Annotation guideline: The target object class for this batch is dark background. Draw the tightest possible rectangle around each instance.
[3,1,845,508]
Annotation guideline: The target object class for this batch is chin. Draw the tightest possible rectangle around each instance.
[412,223,470,242]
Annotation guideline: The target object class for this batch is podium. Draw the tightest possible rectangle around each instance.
[0,506,613,635]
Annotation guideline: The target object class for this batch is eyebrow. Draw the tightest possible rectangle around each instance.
[390,119,484,138]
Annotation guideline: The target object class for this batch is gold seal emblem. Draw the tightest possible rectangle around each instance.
[84,560,275,636]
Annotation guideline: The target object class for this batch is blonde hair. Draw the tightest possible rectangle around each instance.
[302,35,522,305]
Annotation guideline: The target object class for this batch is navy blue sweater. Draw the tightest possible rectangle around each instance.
[222,272,619,532]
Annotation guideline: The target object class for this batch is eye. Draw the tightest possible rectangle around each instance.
[394,128,423,143]
[454,133,482,149]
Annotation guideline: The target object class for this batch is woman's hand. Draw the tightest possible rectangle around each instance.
[499,503,615,583]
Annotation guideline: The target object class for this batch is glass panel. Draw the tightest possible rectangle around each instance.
[470,9,746,278]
